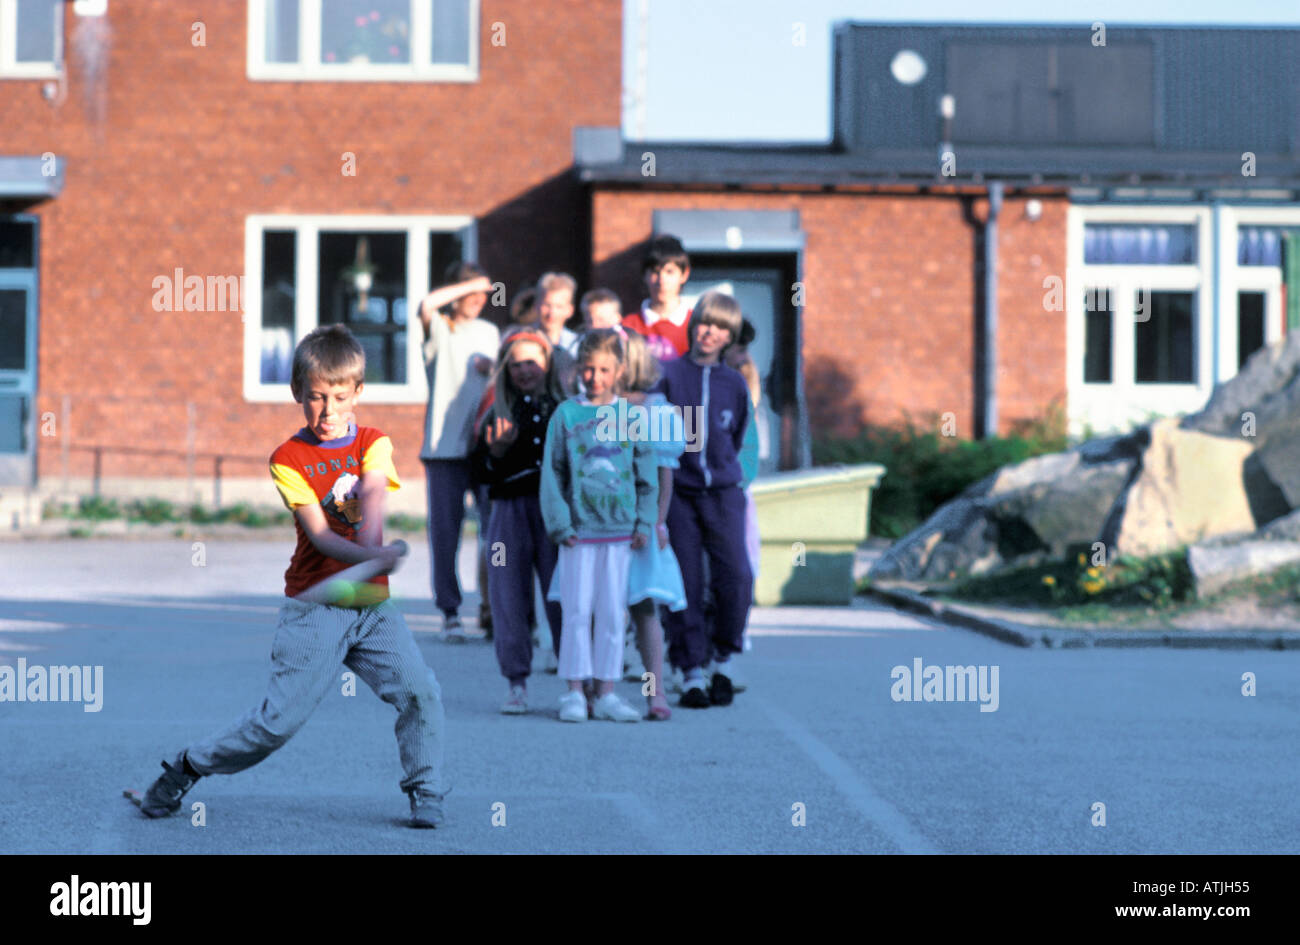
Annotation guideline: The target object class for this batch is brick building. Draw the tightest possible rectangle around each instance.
[3,11,1300,518]
[576,23,1300,469]
[0,0,618,514]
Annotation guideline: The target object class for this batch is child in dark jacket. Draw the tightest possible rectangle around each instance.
[653,291,753,709]
[471,331,567,715]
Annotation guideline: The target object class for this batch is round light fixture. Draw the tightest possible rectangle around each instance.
[890,50,927,86]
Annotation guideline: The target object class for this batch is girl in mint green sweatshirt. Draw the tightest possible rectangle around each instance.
[540,329,658,723]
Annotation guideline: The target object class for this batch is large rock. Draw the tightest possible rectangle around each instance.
[870,444,1135,582]
[1099,418,1256,558]
[1187,541,1300,597]
[1182,329,1300,442]
[872,334,1300,585]
[1182,331,1300,519]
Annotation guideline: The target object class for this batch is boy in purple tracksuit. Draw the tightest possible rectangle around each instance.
[653,291,753,709]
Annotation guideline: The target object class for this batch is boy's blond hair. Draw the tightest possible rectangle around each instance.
[291,324,365,399]
[687,291,744,344]
[536,271,577,299]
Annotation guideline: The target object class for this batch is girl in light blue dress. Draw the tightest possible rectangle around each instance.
[620,329,686,720]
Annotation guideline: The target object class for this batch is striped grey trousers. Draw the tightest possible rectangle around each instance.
[186,597,445,796]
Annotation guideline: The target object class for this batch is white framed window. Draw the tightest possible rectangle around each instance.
[1218,205,1299,377]
[0,0,63,79]
[1067,205,1212,435]
[247,0,478,82]
[244,214,476,403]
[1068,203,1300,437]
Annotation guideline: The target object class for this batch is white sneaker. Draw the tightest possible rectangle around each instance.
[592,692,641,723]
[501,686,527,715]
[443,614,466,644]
[558,690,587,723]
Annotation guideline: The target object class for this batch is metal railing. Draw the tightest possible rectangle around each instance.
[63,443,264,507]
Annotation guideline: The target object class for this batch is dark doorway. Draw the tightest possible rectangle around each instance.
[684,252,801,472]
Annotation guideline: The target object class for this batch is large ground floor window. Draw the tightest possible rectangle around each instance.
[244,215,474,403]
[1066,204,1296,436]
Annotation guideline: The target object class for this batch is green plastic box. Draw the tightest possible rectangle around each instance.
[749,464,885,605]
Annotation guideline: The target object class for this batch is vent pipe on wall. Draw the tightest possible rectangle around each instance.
[983,182,1003,439]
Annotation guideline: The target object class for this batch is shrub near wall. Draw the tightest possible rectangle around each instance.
[814,410,1068,539]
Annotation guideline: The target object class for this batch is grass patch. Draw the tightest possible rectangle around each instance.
[946,549,1194,610]
[386,513,425,533]
[1203,560,1300,608]
[41,496,480,535]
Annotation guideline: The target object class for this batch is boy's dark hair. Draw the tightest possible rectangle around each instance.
[641,234,690,274]
[510,285,538,324]
[291,324,365,399]
[442,259,488,286]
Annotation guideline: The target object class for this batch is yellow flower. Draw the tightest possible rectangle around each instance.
[1077,553,1087,566]
[1042,575,1057,586]
[1086,566,1101,577]
[1082,579,1104,594]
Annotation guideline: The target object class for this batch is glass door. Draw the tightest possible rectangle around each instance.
[0,271,37,486]
[683,263,786,474]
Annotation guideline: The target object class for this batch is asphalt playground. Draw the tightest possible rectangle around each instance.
[1,535,1298,854]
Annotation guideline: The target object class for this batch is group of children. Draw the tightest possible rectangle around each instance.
[435,236,760,722]
[136,236,760,829]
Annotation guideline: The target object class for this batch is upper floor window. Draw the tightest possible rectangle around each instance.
[1238,226,1300,267]
[1083,223,1198,266]
[248,0,476,82]
[0,0,62,79]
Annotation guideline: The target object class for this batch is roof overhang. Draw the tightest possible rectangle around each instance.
[0,155,64,199]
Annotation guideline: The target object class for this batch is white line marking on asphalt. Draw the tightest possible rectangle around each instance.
[762,702,939,854]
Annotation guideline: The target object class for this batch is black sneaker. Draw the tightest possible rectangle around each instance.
[139,753,200,819]
[709,670,734,706]
[679,683,710,709]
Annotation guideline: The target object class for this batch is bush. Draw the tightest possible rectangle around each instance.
[211,503,292,527]
[814,407,1067,539]
[75,496,120,521]
[186,503,220,525]
[125,498,179,524]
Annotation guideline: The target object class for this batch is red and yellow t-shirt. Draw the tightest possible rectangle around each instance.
[269,422,401,600]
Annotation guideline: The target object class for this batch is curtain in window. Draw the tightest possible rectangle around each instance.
[1238,227,1288,267]
[1083,224,1196,265]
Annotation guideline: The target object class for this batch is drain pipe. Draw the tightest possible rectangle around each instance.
[983,182,1003,439]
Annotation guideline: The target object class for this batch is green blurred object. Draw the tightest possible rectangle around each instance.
[1285,233,1300,332]
[750,464,885,605]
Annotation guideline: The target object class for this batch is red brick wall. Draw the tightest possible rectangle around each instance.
[590,188,1067,442]
[1,0,620,489]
